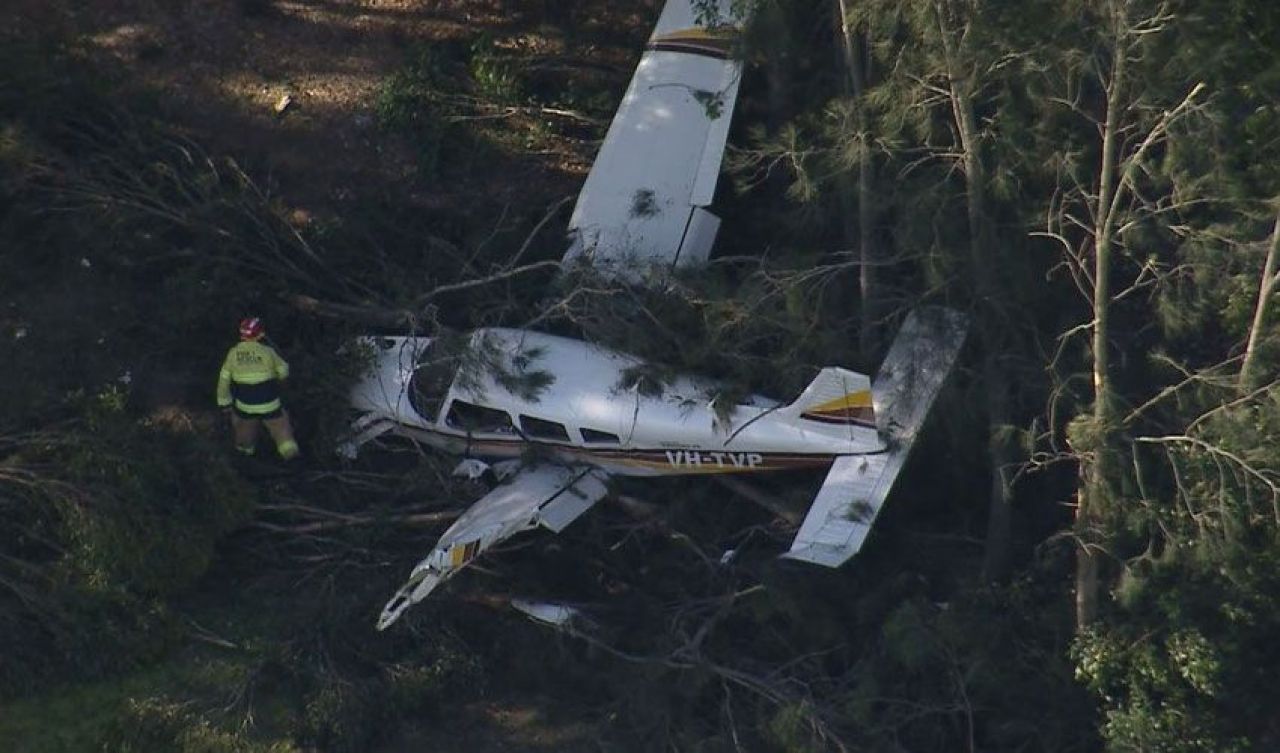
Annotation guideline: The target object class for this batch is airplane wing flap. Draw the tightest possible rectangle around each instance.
[538,469,609,532]
[377,464,610,630]
[439,465,587,544]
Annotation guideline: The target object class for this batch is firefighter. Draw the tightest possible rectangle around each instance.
[216,317,300,460]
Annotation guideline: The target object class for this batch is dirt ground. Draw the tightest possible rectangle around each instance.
[6,0,659,220]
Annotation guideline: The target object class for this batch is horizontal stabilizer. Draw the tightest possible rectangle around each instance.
[783,454,891,566]
[782,307,968,567]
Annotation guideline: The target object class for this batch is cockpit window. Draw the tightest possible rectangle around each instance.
[446,400,515,434]
[520,415,571,442]
[408,339,462,422]
[581,428,620,444]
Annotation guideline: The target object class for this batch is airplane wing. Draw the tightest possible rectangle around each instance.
[563,0,746,280]
[377,464,610,630]
[782,307,969,567]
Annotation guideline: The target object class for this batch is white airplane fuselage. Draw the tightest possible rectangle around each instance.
[347,328,885,476]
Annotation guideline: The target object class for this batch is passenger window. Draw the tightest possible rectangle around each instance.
[446,400,514,434]
[520,415,571,442]
[581,428,620,444]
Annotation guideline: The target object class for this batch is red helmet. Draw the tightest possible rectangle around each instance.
[238,317,265,341]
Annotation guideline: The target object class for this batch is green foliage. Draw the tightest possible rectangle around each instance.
[446,330,556,404]
[375,34,530,179]
[552,259,868,406]
[296,680,383,753]
[383,646,485,713]
[1075,387,1280,751]
[375,45,458,179]
[47,387,256,597]
[692,88,726,119]
[0,384,256,693]
[763,702,825,753]
[1073,564,1267,753]
[106,697,298,753]
[292,630,485,752]
[468,34,523,104]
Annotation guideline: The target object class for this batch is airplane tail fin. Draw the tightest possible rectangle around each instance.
[784,367,875,430]
[782,307,968,567]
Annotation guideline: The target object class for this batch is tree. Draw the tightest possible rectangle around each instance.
[851,0,1060,582]
[1031,0,1207,629]
[1237,208,1280,392]
[833,0,882,364]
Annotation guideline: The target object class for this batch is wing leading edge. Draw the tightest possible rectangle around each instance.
[563,0,745,280]
[377,464,610,630]
[782,307,969,567]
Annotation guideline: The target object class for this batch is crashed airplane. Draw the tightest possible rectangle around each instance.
[341,0,968,630]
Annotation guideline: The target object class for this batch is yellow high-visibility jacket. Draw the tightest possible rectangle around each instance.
[216,341,290,415]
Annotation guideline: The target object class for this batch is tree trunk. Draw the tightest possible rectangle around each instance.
[1239,205,1280,393]
[1076,0,1129,631]
[836,0,881,365]
[935,1,1015,582]
[763,3,793,132]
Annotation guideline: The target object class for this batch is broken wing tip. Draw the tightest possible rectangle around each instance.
[376,596,410,631]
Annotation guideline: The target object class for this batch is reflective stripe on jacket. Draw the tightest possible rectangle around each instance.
[216,341,290,414]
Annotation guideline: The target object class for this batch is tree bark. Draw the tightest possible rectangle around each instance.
[753,2,793,134]
[836,0,881,365]
[1239,205,1280,393]
[1075,0,1130,631]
